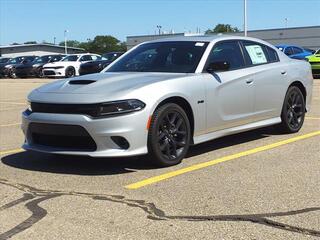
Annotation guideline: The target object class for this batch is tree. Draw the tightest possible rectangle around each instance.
[205,24,240,34]
[85,35,126,54]
[24,41,37,44]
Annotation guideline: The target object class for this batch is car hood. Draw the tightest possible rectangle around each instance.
[307,54,320,62]
[32,72,188,102]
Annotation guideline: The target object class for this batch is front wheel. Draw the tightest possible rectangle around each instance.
[148,103,191,167]
[65,67,75,78]
[278,86,305,133]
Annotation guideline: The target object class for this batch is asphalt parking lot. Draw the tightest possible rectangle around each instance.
[0,78,319,240]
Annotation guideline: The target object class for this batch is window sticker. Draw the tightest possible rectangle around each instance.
[195,42,205,47]
[245,45,267,64]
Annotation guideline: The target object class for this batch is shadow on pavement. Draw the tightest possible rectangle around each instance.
[1,126,279,176]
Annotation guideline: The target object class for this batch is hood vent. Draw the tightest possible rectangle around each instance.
[69,80,96,85]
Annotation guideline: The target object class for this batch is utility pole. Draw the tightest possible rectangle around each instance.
[53,37,56,45]
[244,0,247,36]
[156,25,162,35]
[64,30,69,54]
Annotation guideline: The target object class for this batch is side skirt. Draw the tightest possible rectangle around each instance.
[193,117,281,145]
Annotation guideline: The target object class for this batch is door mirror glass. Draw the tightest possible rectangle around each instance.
[206,61,230,73]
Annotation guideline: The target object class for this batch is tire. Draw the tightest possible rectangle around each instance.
[65,67,75,78]
[37,68,44,78]
[148,103,191,167]
[278,86,305,133]
[9,68,17,79]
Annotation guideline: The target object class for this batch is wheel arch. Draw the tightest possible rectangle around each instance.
[153,96,195,143]
[289,81,307,105]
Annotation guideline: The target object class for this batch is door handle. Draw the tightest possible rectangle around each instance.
[281,70,287,75]
[246,79,254,84]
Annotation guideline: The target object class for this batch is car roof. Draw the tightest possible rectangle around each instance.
[146,35,277,46]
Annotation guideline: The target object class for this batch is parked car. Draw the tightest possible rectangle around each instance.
[42,53,101,78]
[79,52,124,75]
[22,36,313,167]
[0,56,37,78]
[276,45,313,60]
[0,57,11,64]
[15,54,65,78]
[306,49,320,79]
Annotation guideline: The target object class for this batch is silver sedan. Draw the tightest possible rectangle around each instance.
[22,36,313,166]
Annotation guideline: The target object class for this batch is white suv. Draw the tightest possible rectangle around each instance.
[42,53,101,77]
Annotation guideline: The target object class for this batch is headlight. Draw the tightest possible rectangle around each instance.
[97,99,145,117]
[26,101,32,113]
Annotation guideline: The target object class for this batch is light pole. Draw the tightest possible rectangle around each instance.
[64,30,69,54]
[285,18,289,28]
[156,25,162,35]
[244,0,247,36]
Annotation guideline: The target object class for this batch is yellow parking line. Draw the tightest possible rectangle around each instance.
[0,123,21,127]
[125,131,320,190]
[306,117,320,120]
[0,148,24,156]
[0,101,26,105]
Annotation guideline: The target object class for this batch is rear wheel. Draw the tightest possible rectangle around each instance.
[279,86,305,133]
[148,103,191,167]
[65,67,75,78]
[9,68,16,78]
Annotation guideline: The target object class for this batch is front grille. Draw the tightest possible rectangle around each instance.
[43,70,55,75]
[29,123,96,151]
[310,62,320,65]
[312,69,320,74]
[31,102,100,117]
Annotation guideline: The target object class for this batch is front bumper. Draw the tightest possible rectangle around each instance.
[42,68,65,77]
[310,62,320,78]
[21,110,149,157]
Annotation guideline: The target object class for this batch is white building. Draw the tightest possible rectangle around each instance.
[0,44,85,58]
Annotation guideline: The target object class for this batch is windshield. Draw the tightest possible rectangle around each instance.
[0,58,10,63]
[8,57,24,64]
[33,56,49,63]
[107,41,209,73]
[62,55,80,62]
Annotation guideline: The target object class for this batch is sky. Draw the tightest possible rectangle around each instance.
[0,0,319,45]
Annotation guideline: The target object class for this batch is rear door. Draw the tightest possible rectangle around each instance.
[241,41,288,121]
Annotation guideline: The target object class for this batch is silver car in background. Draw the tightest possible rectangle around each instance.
[22,36,313,166]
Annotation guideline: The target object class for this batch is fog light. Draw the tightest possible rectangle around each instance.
[111,136,129,150]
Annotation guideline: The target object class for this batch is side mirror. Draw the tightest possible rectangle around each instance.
[206,61,230,73]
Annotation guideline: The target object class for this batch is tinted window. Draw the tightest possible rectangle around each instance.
[80,55,93,61]
[292,47,303,54]
[62,55,80,62]
[107,41,208,73]
[207,41,245,70]
[0,58,10,63]
[284,47,294,56]
[266,47,279,62]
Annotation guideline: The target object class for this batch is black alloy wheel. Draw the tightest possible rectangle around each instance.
[37,68,44,78]
[9,68,17,78]
[65,67,75,78]
[279,86,305,133]
[148,103,191,167]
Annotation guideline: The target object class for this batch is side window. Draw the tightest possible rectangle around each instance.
[292,47,303,54]
[242,41,268,65]
[80,55,92,61]
[284,47,293,56]
[207,41,245,71]
[91,55,99,61]
[266,46,279,62]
